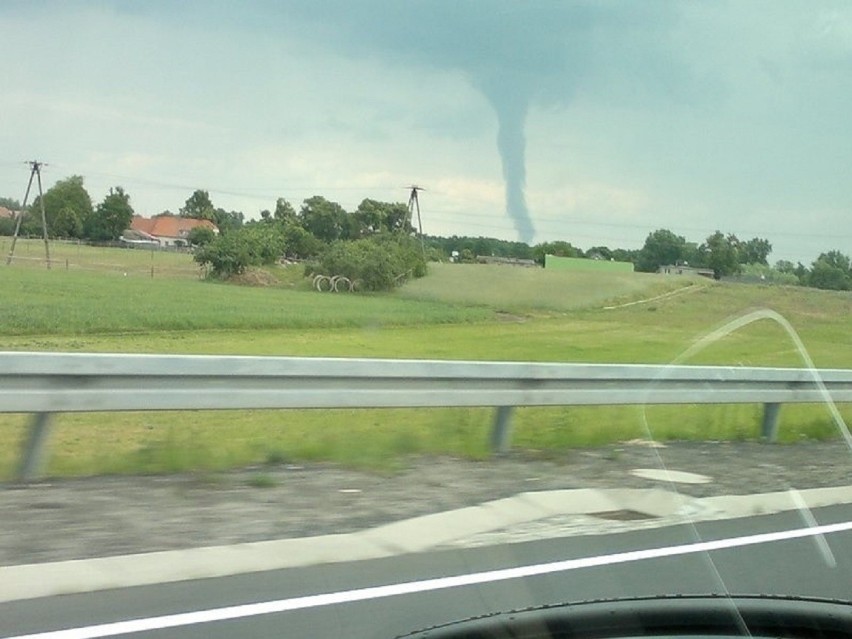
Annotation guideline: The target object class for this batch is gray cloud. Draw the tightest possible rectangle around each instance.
[5,1,849,262]
[168,1,692,243]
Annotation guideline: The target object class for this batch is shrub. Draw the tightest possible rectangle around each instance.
[282,223,322,258]
[317,235,427,291]
[373,233,428,278]
[194,224,286,278]
[736,263,799,285]
[0,216,16,236]
[187,226,215,247]
[241,224,287,265]
[194,231,253,278]
[809,260,850,291]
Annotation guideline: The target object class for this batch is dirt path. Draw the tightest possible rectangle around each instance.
[1,441,849,566]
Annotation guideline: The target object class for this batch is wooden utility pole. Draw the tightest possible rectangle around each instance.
[406,185,425,256]
[6,161,51,268]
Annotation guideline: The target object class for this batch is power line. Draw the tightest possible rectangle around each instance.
[49,166,402,201]
[13,164,848,241]
[422,207,852,240]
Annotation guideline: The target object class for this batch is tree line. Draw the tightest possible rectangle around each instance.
[1,176,849,291]
[630,229,852,291]
[185,190,427,290]
[427,229,850,291]
[0,177,134,242]
[0,176,247,242]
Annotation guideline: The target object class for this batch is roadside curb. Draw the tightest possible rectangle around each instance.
[1,485,850,603]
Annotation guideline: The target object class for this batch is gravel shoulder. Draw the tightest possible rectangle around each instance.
[1,441,850,567]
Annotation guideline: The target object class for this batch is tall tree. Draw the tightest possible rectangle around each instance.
[298,195,348,243]
[815,250,851,273]
[180,190,216,221]
[532,240,582,265]
[27,175,93,238]
[273,198,297,223]
[793,262,809,284]
[682,241,706,267]
[53,206,84,239]
[702,231,741,279]
[212,208,244,233]
[353,199,411,236]
[774,260,795,274]
[611,248,639,264]
[636,229,686,272]
[808,251,851,290]
[86,187,134,241]
[0,196,21,211]
[586,245,613,260]
[738,237,772,265]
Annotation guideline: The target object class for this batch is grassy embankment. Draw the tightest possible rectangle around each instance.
[0,241,849,478]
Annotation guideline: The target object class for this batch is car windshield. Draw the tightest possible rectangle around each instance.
[0,2,850,639]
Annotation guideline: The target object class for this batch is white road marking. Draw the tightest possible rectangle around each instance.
[630,468,712,484]
[6,520,852,639]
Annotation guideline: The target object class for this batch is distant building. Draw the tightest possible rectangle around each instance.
[0,206,19,220]
[475,255,537,267]
[125,216,218,248]
[657,264,715,278]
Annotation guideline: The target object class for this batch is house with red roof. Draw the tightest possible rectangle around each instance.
[126,216,218,247]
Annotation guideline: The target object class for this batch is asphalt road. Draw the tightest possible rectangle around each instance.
[1,504,850,639]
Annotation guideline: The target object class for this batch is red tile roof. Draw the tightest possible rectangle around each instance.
[130,216,218,239]
[0,206,19,219]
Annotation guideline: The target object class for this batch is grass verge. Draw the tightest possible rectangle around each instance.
[1,402,848,480]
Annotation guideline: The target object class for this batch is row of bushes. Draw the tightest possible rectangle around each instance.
[193,222,427,291]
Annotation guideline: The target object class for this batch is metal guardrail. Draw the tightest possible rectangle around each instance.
[3,352,851,481]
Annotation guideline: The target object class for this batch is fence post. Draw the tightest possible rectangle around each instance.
[17,412,54,482]
[761,403,781,442]
[490,406,515,454]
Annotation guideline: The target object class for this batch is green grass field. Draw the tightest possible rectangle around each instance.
[397,262,690,312]
[1,237,199,278]
[0,267,490,336]
[1,241,850,479]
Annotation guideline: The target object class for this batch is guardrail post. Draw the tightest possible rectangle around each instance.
[490,406,515,455]
[761,403,781,442]
[17,412,53,482]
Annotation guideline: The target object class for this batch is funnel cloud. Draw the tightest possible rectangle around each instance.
[4,3,847,265]
[126,2,689,243]
[248,2,636,243]
[487,88,533,242]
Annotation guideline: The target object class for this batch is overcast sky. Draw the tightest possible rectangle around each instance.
[1,1,850,264]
